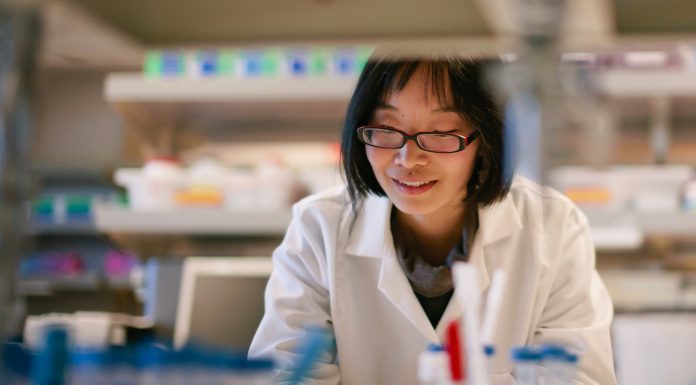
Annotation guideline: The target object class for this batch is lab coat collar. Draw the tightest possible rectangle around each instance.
[344,188,523,343]
[343,187,523,259]
[344,193,396,260]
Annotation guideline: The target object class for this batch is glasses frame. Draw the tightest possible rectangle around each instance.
[356,125,480,154]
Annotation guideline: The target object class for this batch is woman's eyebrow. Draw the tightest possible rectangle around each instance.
[432,106,457,113]
[375,102,396,111]
[375,103,456,113]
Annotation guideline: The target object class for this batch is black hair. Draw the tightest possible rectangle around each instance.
[340,54,515,212]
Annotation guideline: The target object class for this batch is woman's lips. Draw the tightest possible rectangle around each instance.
[392,178,437,195]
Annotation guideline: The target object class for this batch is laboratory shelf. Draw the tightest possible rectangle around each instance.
[93,203,292,236]
[633,212,696,237]
[105,73,358,102]
[104,73,356,124]
[17,274,133,296]
[585,210,696,237]
[585,209,696,251]
[598,69,696,97]
[26,222,97,236]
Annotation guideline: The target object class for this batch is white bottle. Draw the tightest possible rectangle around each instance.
[418,344,453,385]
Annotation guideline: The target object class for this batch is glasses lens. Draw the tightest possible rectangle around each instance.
[418,133,462,153]
[361,128,403,148]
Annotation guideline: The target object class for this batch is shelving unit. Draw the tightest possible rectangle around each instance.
[17,274,133,296]
[105,73,357,103]
[93,203,292,236]
[104,73,356,126]
[26,222,97,236]
[587,210,696,251]
[598,69,696,97]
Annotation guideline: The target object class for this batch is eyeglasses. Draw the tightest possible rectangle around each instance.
[356,125,480,153]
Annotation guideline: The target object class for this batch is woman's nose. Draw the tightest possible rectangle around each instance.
[394,139,428,169]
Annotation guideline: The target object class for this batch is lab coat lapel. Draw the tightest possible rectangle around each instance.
[378,244,440,343]
[436,191,523,337]
[344,190,524,344]
[344,194,439,342]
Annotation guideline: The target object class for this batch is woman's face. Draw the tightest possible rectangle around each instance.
[365,70,480,219]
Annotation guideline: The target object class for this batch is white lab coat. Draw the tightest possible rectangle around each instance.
[249,177,617,385]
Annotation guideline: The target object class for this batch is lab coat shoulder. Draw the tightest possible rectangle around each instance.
[508,176,590,228]
[273,184,352,298]
[290,184,352,233]
[505,177,591,263]
[286,185,353,261]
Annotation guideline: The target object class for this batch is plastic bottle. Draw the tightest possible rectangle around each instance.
[418,344,453,385]
[32,327,68,385]
[2,341,32,385]
[510,346,541,385]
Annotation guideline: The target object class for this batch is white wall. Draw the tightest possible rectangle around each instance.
[32,69,124,171]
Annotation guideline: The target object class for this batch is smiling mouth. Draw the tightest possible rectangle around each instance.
[392,178,437,194]
[395,179,434,187]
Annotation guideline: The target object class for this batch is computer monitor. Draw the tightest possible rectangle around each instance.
[173,256,273,351]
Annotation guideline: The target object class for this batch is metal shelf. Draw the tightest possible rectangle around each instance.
[598,69,696,97]
[93,203,292,236]
[27,222,98,236]
[586,209,696,251]
[586,209,696,236]
[104,73,356,125]
[105,73,357,103]
[17,274,133,296]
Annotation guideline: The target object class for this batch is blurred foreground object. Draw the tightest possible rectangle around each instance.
[0,0,40,363]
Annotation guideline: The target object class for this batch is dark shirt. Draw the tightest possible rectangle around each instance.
[415,290,454,328]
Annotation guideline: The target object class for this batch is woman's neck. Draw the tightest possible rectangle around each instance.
[393,206,467,266]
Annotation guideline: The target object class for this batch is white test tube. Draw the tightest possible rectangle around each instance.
[452,262,487,385]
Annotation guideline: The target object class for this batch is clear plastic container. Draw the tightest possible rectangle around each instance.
[510,346,542,385]
[176,157,227,207]
[115,157,184,211]
[418,344,452,385]
[539,345,567,385]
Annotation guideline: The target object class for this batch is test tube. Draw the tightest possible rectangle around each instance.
[483,345,495,382]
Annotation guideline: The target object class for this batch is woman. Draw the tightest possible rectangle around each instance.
[249,55,617,385]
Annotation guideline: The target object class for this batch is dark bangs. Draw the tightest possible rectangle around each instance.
[340,56,514,211]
